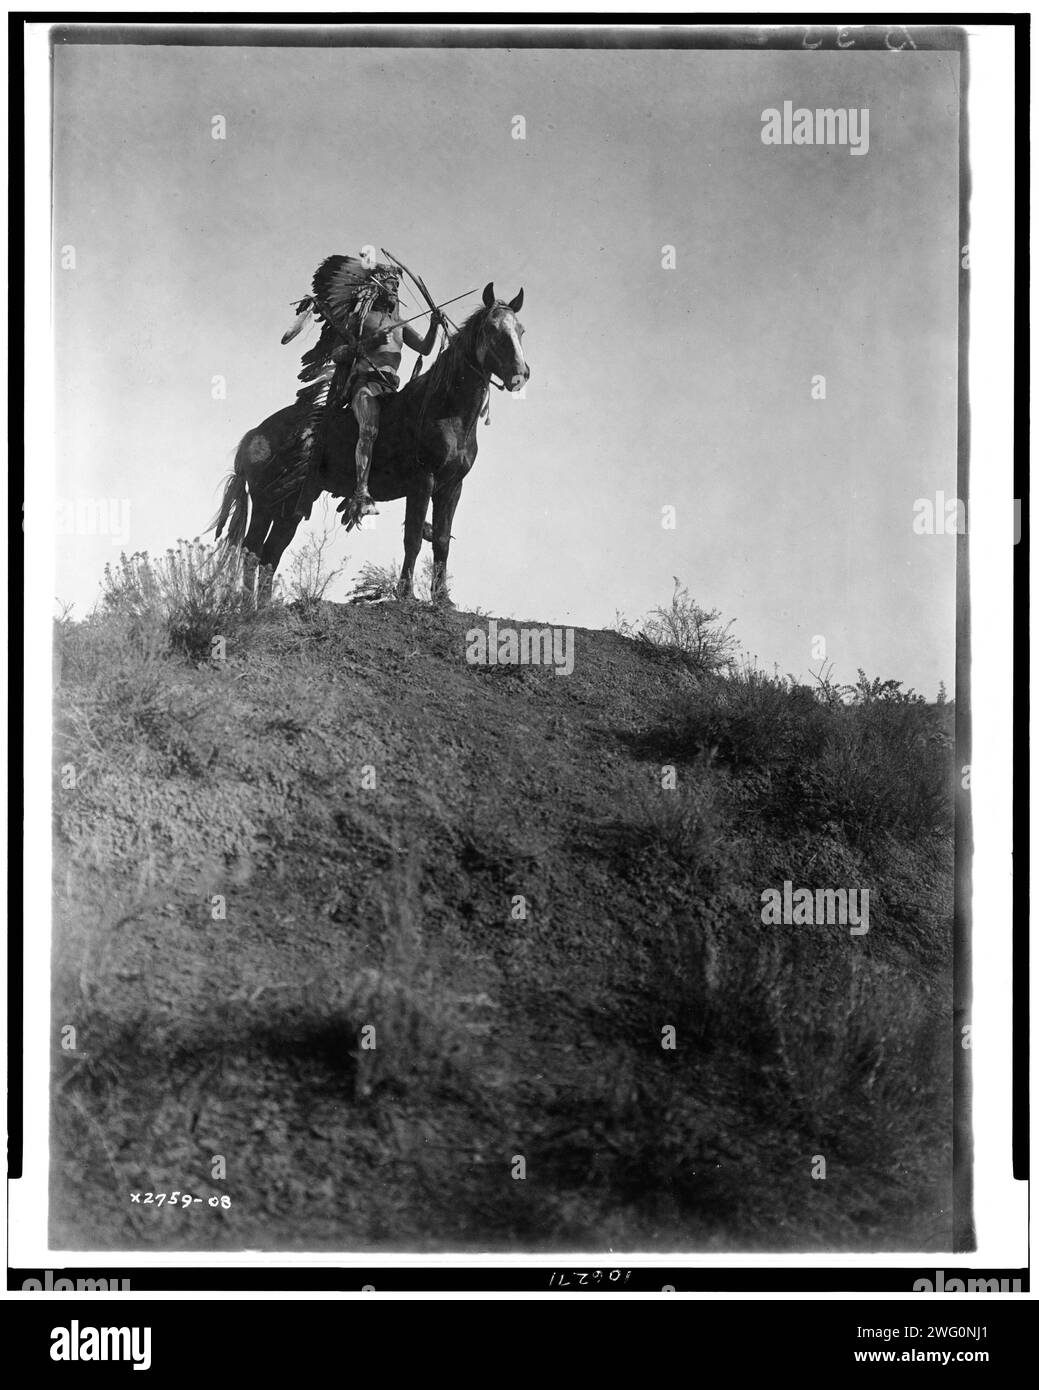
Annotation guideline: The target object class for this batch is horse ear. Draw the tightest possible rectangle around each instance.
[482,282,496,309]
[508,288,524,313]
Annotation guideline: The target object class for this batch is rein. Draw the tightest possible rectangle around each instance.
[465,335,507,429]
[466,346,507,393]
[472,310,512,393]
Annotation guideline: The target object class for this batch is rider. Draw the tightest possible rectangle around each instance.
[332,270,445,529]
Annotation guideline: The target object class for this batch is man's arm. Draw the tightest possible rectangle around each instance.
[403,310,445,357]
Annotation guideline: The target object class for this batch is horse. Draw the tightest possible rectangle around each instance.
[210,282,529,607]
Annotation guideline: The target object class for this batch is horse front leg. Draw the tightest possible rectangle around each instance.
[430,479,463,608]
[398,480,433,601]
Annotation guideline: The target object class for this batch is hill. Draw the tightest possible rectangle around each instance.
[51,581,956,1252]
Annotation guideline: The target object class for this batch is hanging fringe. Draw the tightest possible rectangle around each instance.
[262,378,332,511]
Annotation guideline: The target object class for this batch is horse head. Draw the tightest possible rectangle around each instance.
[478,282,530,392]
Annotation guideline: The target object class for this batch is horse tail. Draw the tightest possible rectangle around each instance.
[209,437,252,547]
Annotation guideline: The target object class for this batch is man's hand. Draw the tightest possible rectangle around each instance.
[403,312,443,357]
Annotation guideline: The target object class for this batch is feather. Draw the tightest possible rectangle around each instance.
[281,298,314,345]
[312,254,399,333]
[313,256,372,331]
[297,322,339,381]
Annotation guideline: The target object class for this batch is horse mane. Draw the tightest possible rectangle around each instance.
[405,304,490,406]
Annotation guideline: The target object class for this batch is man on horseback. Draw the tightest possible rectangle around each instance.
[284,255,444,530]
[216,272,528,607]
[331,276,445,529]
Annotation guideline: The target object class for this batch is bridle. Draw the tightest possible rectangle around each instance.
[465,314,511,394]
[465,313,521,428]
[416,303,523,441]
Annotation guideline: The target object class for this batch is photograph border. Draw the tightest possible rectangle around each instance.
[9,10,1028,1296]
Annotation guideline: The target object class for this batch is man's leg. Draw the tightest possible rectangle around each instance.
[343,387,380,527]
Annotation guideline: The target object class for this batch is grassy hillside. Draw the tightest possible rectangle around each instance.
[51,550,957,1252]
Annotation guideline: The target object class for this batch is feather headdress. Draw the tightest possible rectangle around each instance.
[285,254,401,381]
[311,255,400,331]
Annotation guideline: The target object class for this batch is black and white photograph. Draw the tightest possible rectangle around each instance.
[10,15,1026,1312]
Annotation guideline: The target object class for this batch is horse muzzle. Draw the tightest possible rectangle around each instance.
[509,365,531,392]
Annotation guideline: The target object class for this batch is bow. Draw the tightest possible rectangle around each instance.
[381,248,459,343]
[349,290,478,351]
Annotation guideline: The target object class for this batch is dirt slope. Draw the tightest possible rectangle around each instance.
[51,600,955,1252]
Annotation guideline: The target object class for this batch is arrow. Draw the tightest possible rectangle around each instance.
[382,248,461,338]
[351,288,478,350]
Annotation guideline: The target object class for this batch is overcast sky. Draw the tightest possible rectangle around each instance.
[52,40,960,693]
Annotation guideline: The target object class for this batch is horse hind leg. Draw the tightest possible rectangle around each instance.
[242,550,259,601]
[257,563,275,607]
[258,512,302,606]
[242,508,273,605]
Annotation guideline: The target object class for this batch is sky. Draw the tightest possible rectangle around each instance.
[51,40,961,694]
